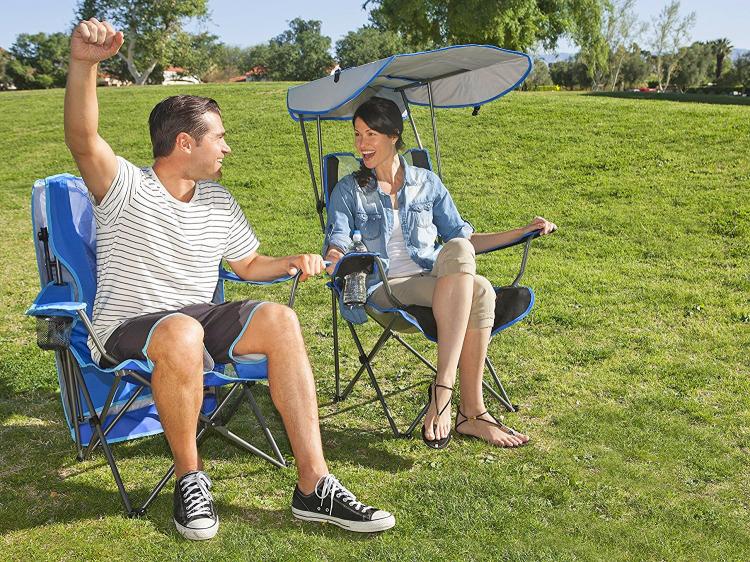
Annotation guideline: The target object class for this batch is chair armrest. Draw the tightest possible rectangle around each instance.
[219,268,296,285]
[26,301,87,318]
[219,267,303,308]
[475,229,541,255]
[330,253,405,311]
[26,282,84,318]
[330,252,379,283]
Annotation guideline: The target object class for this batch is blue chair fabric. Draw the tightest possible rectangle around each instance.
[27,174,288,516]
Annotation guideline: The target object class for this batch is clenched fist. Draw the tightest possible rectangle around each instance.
[70,18,124,63]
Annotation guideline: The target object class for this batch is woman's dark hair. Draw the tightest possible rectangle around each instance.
[352,97,405,187]
[149,95,222,158]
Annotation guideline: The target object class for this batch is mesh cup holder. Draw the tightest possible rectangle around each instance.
[36,316,73,350]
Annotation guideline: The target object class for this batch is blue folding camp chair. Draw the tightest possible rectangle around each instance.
[322,151,539,436]
[286,45,545,436]
[27,173,294,517]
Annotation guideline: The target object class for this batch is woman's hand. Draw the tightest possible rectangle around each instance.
[323,247,345,275]
[525,216,557,236]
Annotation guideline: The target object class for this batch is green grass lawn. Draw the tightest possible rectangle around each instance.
[0,85,748,561]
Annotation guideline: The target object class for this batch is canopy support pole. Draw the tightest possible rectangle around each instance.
[299,117,325,233]
[426,81,442,179]
[400,91,422,149]
[316,116,325,201]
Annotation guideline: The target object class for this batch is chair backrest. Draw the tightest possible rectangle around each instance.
[32,175,97,358]
[32,174,162,445]
[322,148,432,209]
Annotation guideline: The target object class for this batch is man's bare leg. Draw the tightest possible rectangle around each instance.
[232,303,328,494]
[147,315,206,477]
[456,327,528,447]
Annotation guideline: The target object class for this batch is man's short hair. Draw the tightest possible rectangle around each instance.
[148,95,222,158]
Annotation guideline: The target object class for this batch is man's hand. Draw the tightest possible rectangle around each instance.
[525,216,557,236]
[287,254,326,281]
[71,18,124,64]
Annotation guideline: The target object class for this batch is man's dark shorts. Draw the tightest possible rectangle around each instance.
[101,300,265,369]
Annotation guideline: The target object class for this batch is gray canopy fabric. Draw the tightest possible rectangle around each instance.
[286,44,532,121]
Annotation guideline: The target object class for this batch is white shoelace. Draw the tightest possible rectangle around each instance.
[315,474,371,514]
[180,471,214,519]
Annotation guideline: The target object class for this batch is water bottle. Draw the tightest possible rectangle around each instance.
[342,230,368,308]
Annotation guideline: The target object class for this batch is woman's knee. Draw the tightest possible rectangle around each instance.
[443,238,475,259]
[436,238,476,277]
[470,276,496,320]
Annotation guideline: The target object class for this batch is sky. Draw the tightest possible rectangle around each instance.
[0,0,747,53]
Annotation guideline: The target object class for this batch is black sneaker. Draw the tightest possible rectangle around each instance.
[291,474,395,533]
[173,470,219,540]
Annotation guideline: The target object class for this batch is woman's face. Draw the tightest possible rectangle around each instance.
[353,117,398,169]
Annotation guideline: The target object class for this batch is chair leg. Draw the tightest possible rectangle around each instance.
[74,367,135,516]
[59,351,84,461]
[332,291,341,401]
[137,380,288,516]
[88,386,146,456]
[346,325,403,437]
[484,357,516,412]
[242,383,286,467]
[341,323,392,400]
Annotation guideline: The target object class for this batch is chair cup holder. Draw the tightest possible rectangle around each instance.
[36,316,73,350]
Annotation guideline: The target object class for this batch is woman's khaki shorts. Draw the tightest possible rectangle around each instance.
[370,238,495,330]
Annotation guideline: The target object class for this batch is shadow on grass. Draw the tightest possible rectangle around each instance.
[586,91,750,107]
[0,383,413,535]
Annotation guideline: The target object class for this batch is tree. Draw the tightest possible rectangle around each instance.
[550,58,592,90]
[600,0,647,90]
[262,18,334,81]
[6,32,70,89]
[0,48,12,89]
[722,52,749,90]
[649,0,695,91]
[618,44,650,89]
[671,41,714,91]
[366,0,606,54]
[74,0,210,85]
[170,31,223,81]
[523,58,553,90]
[335,26,407,69]
[710,38,733,83]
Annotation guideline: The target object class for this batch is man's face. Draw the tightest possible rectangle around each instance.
[191,111,231,180]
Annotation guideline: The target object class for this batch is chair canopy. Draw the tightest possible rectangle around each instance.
[287,44,532,121]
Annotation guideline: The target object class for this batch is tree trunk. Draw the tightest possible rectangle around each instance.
[117,28,157,85]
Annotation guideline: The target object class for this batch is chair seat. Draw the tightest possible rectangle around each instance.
[366,286,534,341]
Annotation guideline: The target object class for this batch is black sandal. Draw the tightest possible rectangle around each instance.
[421,383,454,449]
[455,408,526,447]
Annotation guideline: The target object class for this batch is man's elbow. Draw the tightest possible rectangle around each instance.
[65,134,99,159]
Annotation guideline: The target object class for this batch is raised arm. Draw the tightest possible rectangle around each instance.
[64,18,124,203]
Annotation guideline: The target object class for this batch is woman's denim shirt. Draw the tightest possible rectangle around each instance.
[324,156,474,293]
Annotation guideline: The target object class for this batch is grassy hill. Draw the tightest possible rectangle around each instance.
[0,84,748,560]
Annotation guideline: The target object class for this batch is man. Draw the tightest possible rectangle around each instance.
[65,18,395,540]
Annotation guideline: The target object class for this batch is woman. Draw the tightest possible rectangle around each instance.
[324,97,556,449]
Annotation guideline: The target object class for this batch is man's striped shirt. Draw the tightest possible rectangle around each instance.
[88,156,259,362]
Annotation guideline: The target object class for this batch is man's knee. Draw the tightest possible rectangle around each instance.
[252,302,301,336]
[149,314,204,361]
